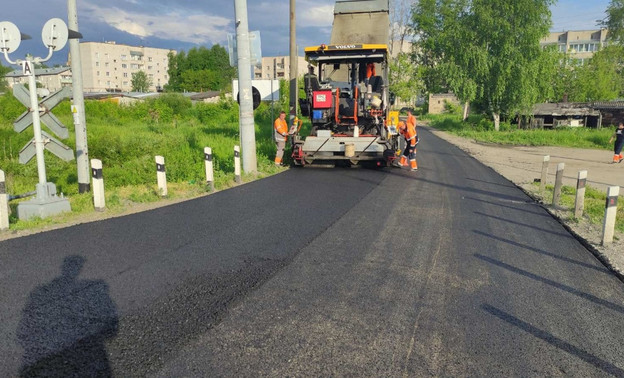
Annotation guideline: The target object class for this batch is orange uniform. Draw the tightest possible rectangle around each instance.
[366,63,376,78]
[274,115,289,165]
[407,113,417,130]
[398,121,418,171]
[274,117,289,142]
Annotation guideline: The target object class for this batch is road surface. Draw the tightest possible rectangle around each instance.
[1,127,623,376]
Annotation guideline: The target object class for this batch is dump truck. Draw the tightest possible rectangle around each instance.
[291,0,398,167]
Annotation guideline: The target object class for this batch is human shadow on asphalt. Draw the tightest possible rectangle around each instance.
[481,304,624,376]
[475,254,624,314]
[473,230,611,275]
[16,255,119,377]
[473,211,573,239]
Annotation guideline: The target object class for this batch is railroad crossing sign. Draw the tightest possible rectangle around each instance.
[12,84,74,162]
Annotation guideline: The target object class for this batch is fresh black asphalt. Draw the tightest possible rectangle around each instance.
[1,127,624,376]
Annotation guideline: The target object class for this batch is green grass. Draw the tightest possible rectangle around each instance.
[0,93,294,232]
[424,113,615,149]
[529,182,624,234]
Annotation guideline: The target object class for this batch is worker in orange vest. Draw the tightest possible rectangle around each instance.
[365,63,376,86]
[406,109,419,145]
[274,111,289,165]
[398,120,418,171]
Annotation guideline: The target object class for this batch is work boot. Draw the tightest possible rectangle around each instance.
[410,160,418,171]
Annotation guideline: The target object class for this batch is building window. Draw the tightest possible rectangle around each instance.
[123,81,128,86]
[105,62,109,67]
[95,52,99,59]
[123,73,128,78]
[96,71,100,76]
[106,72,110,76]
[148,57,153,62]
[95,62,100,67]
[122,64,127,69]
[121,55,127,60]
[148,65,153,70]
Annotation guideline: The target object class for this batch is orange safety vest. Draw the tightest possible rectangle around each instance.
[400,123,417,147]
[366,63,376,78]
[274,117,289,142]
[407,113,417,129]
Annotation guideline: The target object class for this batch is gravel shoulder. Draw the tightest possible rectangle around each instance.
[426,125,624,280]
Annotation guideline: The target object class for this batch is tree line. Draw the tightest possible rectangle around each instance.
[165,45,236,93]
[389,0,624,130]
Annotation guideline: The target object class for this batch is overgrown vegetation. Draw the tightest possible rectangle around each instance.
[0,91,292,230]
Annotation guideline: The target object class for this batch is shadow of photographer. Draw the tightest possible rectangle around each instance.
[17,255,118,376]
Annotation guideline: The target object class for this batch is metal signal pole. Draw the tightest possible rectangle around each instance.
[289,0,298,122]
[234,0,258,174]
[68,0,90,193]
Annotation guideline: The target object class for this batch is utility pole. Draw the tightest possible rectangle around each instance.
[289,0,298,122]
[234,0,258,174]
[68,0,90,193]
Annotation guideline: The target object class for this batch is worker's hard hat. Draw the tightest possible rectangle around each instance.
[398,121,406,128]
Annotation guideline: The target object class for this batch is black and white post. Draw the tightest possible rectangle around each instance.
[574,170,587,219]
[601,186,619,245]
[91,159,105,211]
[204,147,215,191]
[234,146,242,184]
[155,155,168,197]
[552,162,564,207]
[540,155,550,192]
[0,169,9,231]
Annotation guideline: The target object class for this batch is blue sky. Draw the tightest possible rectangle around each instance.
[0,0,612,67]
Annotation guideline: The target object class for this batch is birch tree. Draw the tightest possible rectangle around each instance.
[412,0,556,130]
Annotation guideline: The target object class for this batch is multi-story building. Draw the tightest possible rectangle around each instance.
[75,41,175,93]
[540,29,609,64]
[4,66,72,93]
[253,56,308,80]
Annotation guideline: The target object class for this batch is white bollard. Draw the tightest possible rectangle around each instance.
[601,186,620,246]
[155,155,168,197]
[540,155,550,192]
[574,170,587,219]
[91,159,105,211]
[0,169,9,231]
[234,146,241,184]
[552,162,564,207]
[204,147,214,191]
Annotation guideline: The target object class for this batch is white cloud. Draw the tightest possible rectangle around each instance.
[81,2,231,44]
[298,5,334,28]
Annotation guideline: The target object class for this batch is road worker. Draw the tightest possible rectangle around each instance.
[397,120,418,171]
[406,109,419,145]
[366,62,376,79]
[365,62,376,86]
[274,111,289,165]
[609,121,624,163]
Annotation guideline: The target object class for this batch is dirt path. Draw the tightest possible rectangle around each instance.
[426,125,624,279]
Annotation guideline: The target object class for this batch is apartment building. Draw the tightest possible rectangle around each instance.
[541,29,609,64]
[76,41,175,92]
[4,66,72,93]
[253,56,308,80]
